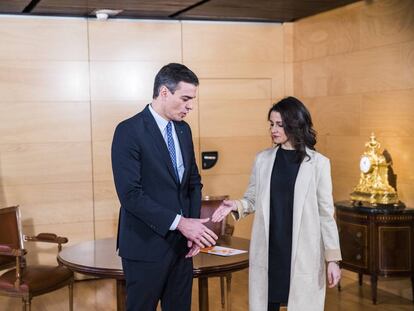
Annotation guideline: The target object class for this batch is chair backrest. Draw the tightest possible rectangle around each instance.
[200,195,229,237]
[0,206,24,269]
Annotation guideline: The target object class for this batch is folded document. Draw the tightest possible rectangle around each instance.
[200,246,248,257]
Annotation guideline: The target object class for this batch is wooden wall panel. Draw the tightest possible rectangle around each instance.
[200,99,271,138]
[183,22,286,99]
[91,100,146,141]
[293,3,360,62]
[199,79,272,138]
[398,183,414,209]
[0,101,90,143]
[0,142,92,186]
[201,174,250,202]
[360,90,414,137]
[95,220,118,239]
[326,41,414,95]
[183,22,284,63]
[0,61,90,101]
[93,141,113,182]
[199,78,272,100]
[283,23,294,96]
[283,64,294,97]
[200,137,270,176]
[94,181,118,221]
[283,23,294,63]
[315,134,328,155]
[0,16,88,61]
[294,41,414,98]
[189,62,286,100]
[325,135,370,181]
[382,137,414,185]
[88,20,182,61]
[292,57,330,98]
[304,95,361,136]
[89,62,163,101]
[359,0,414,50]
[1,183,93,225]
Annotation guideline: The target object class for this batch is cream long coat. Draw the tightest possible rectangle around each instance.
[233,146,342,311]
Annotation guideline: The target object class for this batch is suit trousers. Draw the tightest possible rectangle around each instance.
[122,247,193,311]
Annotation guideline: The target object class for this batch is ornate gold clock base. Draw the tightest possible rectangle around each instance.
[350,191,400,206]
[351,199,406,209]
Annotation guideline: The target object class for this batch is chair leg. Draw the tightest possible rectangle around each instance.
[220,276,225,310]
[69,281,74,311]
[22,298,31,311]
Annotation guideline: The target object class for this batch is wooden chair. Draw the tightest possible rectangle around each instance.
[201,195,234,311]
[0,206,74,311]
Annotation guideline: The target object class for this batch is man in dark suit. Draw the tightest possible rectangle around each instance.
[111,63,218,311]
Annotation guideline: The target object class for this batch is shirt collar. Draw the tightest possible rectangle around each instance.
[149,104,169,132]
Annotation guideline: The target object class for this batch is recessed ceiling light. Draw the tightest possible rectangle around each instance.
[92,9,123,20]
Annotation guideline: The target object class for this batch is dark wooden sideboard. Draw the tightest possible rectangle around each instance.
[335,201,414,304]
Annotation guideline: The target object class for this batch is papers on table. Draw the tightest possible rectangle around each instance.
[200,246,248,257]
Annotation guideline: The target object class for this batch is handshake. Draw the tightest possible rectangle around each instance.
[177,200,237,258]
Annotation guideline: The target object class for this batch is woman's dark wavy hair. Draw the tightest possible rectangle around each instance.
[268,96,317,163]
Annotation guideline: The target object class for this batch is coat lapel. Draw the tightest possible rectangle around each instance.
[143,106,179,184]
[260,147,278,245]
[290,149,314,275]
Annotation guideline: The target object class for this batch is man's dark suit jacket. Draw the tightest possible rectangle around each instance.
[111,105,202,261]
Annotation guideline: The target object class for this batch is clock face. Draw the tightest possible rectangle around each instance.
[360,156,372,173]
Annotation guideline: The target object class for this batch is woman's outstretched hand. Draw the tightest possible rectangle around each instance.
[211,200,237,223]
[327,261,341,288]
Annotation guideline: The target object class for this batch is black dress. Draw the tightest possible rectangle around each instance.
[268,147,300,304]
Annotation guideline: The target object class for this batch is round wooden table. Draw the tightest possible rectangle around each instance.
[58,236,249,311]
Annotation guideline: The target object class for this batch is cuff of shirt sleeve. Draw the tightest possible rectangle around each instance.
[232,200,245,221]
[169,214,181,230]
[325,249,342,262]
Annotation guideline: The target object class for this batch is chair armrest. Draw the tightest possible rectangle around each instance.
[24,233,69,252]
[0,244,26,257]
[25,233,68,244]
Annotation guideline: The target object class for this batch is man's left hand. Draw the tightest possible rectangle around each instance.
[185,240,201,258]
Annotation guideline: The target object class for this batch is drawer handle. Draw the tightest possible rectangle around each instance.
[356,254,361,260]
[356,232,362,238]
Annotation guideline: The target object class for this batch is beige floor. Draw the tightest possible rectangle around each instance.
[0,270,413,310]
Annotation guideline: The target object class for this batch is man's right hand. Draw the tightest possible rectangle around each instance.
[177,217,218,248]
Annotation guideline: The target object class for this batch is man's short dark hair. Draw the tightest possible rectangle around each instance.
[152,63,199,99]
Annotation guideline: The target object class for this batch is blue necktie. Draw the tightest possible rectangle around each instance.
[166,121,180,182]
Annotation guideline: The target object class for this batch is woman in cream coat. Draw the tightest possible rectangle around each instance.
[212,97,342,311]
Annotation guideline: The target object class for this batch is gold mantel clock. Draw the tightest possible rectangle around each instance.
[350,133,400,206]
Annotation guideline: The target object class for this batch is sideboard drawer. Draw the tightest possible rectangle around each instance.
[338,221,368,269]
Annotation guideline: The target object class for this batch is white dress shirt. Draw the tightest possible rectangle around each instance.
[148,104,184,230]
